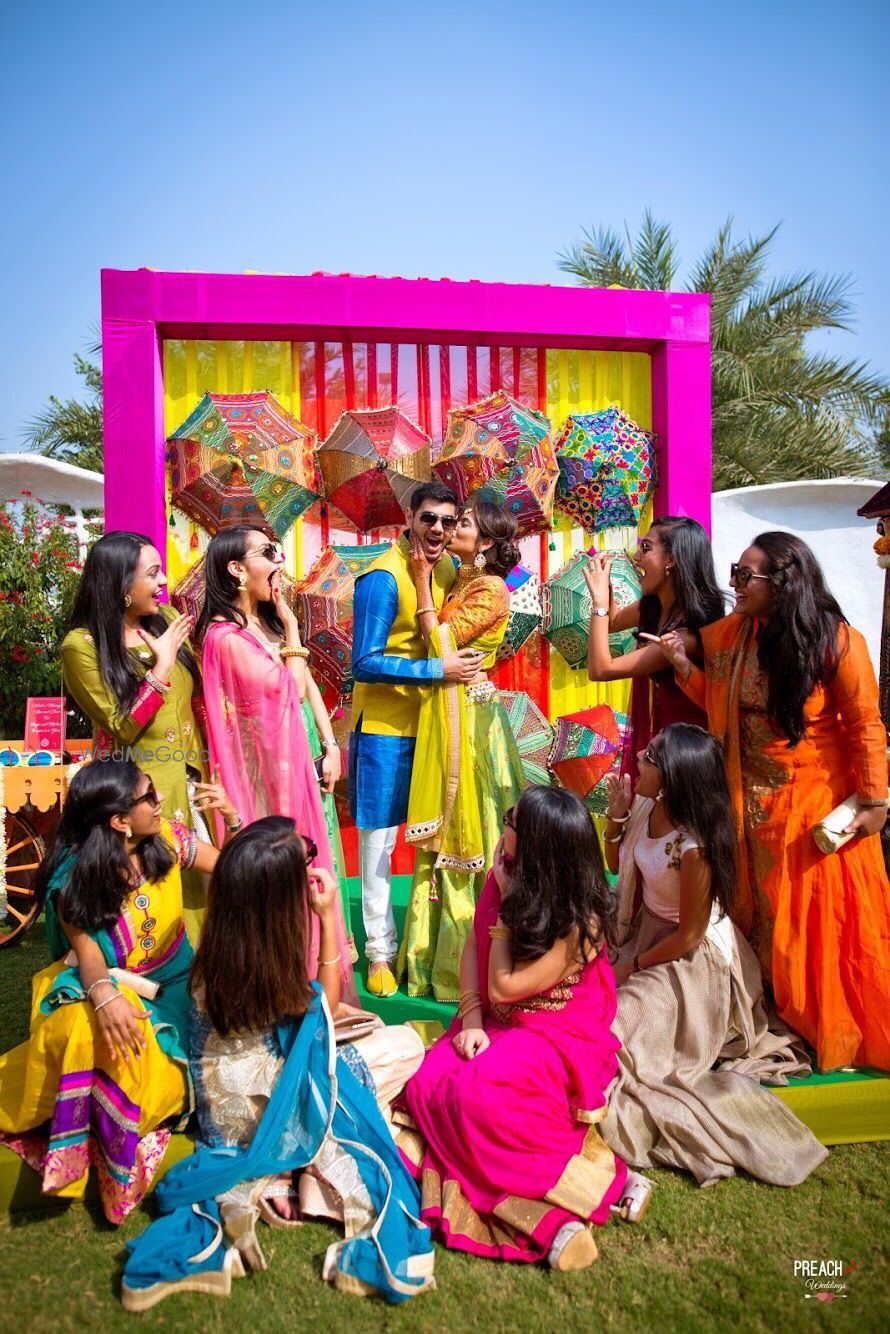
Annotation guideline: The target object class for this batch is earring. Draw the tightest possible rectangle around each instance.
[124,594,132,609]
[124,825,132,838]
[664,567,674,576]
[473,551,487,570]
[237,572,248,589]
[655,789,664,803]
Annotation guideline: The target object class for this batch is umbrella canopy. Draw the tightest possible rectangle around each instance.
[549,705,623,801]
[496,564,543,663]
[434,391,558,535]
[556,408,656,533]
[498,689,555,788]
[168,392,320,538]
[292,542,390,697]
[581,709,629,815]
[541,551,640,668]
[316,407,431,532]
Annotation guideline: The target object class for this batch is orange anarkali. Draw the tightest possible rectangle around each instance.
[683,614,890,1072]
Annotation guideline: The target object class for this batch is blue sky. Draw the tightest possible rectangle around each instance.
[3,0,887,451]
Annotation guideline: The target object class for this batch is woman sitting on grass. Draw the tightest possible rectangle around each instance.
[0,758,233,1222]
[396,785,636,1272]
[600,723,828,1187]
[122,817,432,1309]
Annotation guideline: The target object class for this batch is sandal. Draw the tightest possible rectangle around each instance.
[548,1222,598,1271]
[610,1170,654,1223]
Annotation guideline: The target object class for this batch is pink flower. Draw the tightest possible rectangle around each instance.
[20,489,32,497]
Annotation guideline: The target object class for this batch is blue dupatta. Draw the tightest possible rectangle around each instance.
[122,986,434,1307]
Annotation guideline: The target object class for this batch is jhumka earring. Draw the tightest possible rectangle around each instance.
[237,572,248,589]
[473,550,487,570]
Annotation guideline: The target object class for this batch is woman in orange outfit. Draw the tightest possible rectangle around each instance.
[660,532,890,1073]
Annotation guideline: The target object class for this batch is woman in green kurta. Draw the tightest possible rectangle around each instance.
[61,532,213,940]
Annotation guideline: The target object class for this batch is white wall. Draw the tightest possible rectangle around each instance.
[711,479,884,670]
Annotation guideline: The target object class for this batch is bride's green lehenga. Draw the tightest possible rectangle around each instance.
[397,569,525,1001]
[300,697,357,963]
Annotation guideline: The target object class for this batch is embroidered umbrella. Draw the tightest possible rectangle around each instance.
[549,705,623,805]
[316,407,431,532]
[168,392,320,539]
[433,391,558,536]
[496,564,543,663]
[580,710,629,815]
[291,542,391,697]
[541,551,640,668]
[552,414,608,532]
[556,408,655,533]
[499,690,555,788]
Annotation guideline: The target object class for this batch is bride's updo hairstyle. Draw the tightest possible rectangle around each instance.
[469,498,521,579]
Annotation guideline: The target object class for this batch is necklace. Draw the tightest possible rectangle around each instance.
[451,564,488,593]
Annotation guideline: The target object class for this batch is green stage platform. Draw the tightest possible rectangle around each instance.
[1,876,887,1215]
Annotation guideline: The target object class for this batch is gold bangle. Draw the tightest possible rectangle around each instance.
[319,953,341,967]
[488,925,511,940]
[604,832,624,844]
[280,646,309,660]
[415,606,436,617]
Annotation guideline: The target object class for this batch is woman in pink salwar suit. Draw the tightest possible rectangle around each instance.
[396,786,630,1271]
[198,528,357,1003]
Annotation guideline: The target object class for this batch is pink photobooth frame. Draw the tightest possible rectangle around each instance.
[100,268,711,552]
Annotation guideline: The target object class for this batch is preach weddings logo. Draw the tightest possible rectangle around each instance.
[793,1258,859,1301]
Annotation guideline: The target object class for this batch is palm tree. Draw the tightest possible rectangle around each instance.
[24,342,103,473]
[558,213,889,489]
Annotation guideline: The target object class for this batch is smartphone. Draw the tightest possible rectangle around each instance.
[313,755,326,783]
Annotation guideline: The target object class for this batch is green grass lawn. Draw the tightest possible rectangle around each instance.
[2,927,888,1332]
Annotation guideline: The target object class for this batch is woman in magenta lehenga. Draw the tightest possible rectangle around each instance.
[196,527,357,1003]
[585,517,726,784]
[396,786,637,1272]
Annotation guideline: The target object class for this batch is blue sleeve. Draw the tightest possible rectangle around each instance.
[351,571,445,685]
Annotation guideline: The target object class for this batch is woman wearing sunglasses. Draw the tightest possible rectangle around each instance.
[0,758,235,1222]
[659,532,890,1073]
[196,526,358,1001]
[600,725,826,1189]
[122,816,430,1307]
[62,532,208,938]
[399,496,525,1002]
[583,516,725,783]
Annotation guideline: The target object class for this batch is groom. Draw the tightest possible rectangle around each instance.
[350,480,483,996]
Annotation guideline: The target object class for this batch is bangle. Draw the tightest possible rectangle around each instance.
[607,812,630,824]
[488,925,511,940]
[145,670,171,694]
[415,606,436,617]
[319,953,341,967]
[86,977,114,1001]
[677,664,692,685]
[94,991,126,1013]
[322,738,338,750]
[280,646,310,660]
[225,814,243,832]
[632,955,643,973]
[857,795,890,808]
[604,832,624,844]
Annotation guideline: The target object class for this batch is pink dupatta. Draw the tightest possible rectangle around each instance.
[201,621,357,1002]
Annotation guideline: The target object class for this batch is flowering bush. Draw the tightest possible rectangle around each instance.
[0,493,94,739]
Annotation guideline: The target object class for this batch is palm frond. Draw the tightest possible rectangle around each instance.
[556,226,639,288]
[628,210,677,290]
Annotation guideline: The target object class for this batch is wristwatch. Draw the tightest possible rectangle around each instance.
[591,607,609,617]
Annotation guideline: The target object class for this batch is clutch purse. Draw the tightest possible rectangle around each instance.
[812,793,887,854]
[332,1009,382,1044]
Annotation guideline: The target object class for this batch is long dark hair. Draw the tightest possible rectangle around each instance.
[500,785,615,962]
[638,516,726,637]
[68,531,199,711]
[469,497,521,578]
[35,760,174,931]
[654,724,737,919]
[751,532,847,745]
[194,526,283,643]
[191,817,313,1035]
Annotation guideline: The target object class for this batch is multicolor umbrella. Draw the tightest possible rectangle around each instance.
[549,705,623,803]
[541,551,641,668]
[292,542,391,697]
[168,392,320,538]
[433,391,558,535]
[317,407,431,532]
[499,690,555,788]
[554,408,655,533]
[581,709,629,815]
[496,564,543,663]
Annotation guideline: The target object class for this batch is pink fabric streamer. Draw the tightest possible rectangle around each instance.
[201,622,357,1002]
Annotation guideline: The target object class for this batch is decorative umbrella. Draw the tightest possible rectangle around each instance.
[434,391,558,535]
[316,407,431,532]
[581,709,629,815]
[293,542,390,638]
[168,392,320,538]
[496,564,543,663]
[555,408,655,533]
[541,551,640,668]
[549,705,623,804]
[499,690,555,788]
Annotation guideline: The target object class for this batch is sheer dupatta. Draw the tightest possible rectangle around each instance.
[201,622,357,1002]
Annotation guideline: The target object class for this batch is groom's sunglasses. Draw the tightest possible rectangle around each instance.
[417,512,458,532]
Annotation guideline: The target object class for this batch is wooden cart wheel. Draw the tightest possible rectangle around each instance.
[1,811,45,948]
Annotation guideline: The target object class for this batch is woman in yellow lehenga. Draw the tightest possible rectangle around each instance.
[0,760,235,1222]
[397,498,525,1001]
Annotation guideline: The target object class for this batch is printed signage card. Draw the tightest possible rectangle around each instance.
[24,697,66,751]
